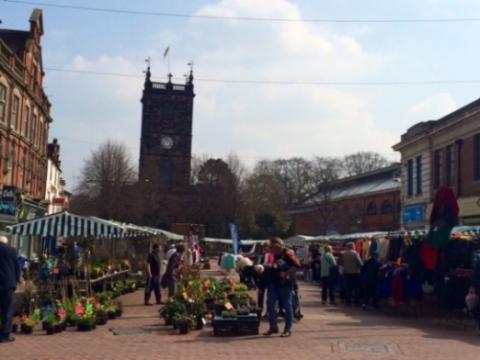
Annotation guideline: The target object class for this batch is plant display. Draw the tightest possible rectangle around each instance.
[159,266,258,335]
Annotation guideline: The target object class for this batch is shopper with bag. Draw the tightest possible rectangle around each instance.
[320,245,338,305]
[264,237,301,338]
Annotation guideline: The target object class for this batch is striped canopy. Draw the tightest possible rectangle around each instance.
[9,211,126,238]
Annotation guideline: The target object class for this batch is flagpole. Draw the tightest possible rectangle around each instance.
[168,50,171,76]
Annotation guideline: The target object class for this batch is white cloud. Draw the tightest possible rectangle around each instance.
[47,0,399,186]
[407,93,457,126]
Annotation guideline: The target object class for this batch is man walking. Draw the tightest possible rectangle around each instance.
[264,237,301,338]
[339,242,363,306]
[144,244,162,305]
[0,236,20,343]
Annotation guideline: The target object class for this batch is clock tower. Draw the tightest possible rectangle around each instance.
[139,66,195,193]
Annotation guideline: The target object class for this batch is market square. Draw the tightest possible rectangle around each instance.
[2,1,480,359]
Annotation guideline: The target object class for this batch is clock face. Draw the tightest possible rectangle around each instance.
[161,136,174,149]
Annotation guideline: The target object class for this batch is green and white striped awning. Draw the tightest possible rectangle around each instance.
[8,211,125,238]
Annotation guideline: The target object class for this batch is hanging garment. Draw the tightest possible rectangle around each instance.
[428,187,459,250]
[420,242,438,271]
[391,269,405,305]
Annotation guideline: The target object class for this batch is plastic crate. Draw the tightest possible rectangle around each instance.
[212,315,260,337]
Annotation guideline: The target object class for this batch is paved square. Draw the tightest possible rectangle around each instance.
[1,278,479,360]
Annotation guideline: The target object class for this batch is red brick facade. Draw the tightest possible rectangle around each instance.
[0,10,51,210]
[291,166,401,236]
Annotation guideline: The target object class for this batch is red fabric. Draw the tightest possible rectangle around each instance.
[430,187,459,227]
[391,271,405,305]
[355,239,363,255]
[264,252,275,266]
[419,242,438,271]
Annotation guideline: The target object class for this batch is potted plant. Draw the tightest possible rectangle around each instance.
[174,314,193,335]
[12,316,21,333]
[221,310,238,319]
[106,304,117,320]
[115,300,123,318]
[42,313,56,335]
[96,306,108,326]
[159,299,186,326]
[21,316,37,334]
[76,315,97,332]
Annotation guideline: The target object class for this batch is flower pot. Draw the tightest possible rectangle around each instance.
[61,322,67,331]
[96,314,108,326]
[42,321,48,331]
[67,318,77,327]
[115,309,123,318]
[21,324,34,334]
[194,317,204,331]
[77,322,94,332]
[178,322,189,335]
[54,324,62,333]
[164,317,173,326]
[107,312,117,320]
[12,324,18,333]
[45,325,55,335]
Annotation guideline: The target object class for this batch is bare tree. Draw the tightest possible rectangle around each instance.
[343,151,390,177]
[72,140,137,220]
[191,153,211,184]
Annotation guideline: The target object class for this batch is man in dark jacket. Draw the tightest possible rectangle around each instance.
[0,236,20,343]
[361,252,381,310]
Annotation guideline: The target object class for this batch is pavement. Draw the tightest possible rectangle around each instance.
[1,271,479,360]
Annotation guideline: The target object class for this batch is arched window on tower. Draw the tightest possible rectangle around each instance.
[366,202,377,216]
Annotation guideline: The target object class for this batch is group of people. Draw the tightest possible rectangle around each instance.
[143,243,186,306]
[306,242,382,310]
[236,237,302,338]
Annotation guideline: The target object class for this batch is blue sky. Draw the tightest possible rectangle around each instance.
[2,0,480,188]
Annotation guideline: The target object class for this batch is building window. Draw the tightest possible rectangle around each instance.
[10,95,20,130]
[475,134,480,181]
[434,149,444,189]
[31,114,37,143]
[446,145,455,187]
[366,202,377,216]
[416,156,422,195]
[0,84,6,123]
[407,159,413,197]
[382,200,393,214]
[23,106,30,138]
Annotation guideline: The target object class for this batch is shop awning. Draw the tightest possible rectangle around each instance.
[8,211,125,238]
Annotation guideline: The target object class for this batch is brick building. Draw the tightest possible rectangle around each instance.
[393,97,480,227]
[290,164,401,236]
[0,9,51,227]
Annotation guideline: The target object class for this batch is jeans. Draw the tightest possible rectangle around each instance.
[257,287,266,312]
[0,289,15,340]
[168,279,177,298]
[344,274,361,305]
[321,276,335,303]
[144,276,161,304]
[267,284,293,332]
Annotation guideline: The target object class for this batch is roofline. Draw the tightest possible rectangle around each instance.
[289,184,400,214]
[394,96,480,149]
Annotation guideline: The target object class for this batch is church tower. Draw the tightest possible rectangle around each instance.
[139,66,195,193]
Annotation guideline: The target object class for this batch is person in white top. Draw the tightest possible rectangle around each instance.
[166,244,176,259]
